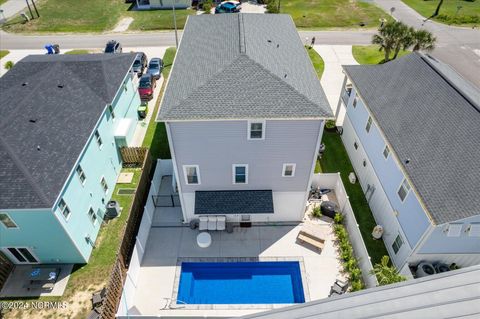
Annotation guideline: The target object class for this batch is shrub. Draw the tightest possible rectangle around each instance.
[350,279,364,291]
[312,206,322,218]
[436,14,479,25]
[334,213,344,225]
[4,61,14,70]
[370,256,407,286]
[325,119,336,130]
[266,0,279,13]
[202,0,213,14]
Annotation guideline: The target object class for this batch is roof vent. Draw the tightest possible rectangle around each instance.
[57,84,64,89]
[284,74,288,78]
[267,40,272,43]
[405,158,411,164]
[22,82,28,87]
[37,145,41,151]
[29,119,37,123]
[277,44,279,48]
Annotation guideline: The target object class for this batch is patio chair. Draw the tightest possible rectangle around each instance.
[217,216,226,231]
[199,216,208,231]
[329,279,348,297]
[208,216,217,231]
[91,287,107,309]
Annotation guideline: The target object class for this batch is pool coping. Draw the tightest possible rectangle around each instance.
[171,256,311,310]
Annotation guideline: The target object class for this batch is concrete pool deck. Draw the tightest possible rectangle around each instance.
[125,207,345,317]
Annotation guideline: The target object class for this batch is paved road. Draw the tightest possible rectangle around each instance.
[374,0,480,87]
[0,29,376,50]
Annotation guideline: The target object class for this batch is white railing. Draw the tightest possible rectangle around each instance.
[311,173,379,288]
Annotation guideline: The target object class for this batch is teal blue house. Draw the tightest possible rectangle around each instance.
[0,54,140,264]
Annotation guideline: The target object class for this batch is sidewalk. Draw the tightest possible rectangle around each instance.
[0,0,26,20]
[313,45,358,125]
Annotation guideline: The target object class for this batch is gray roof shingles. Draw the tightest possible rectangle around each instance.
[195,190,274,215]
[157,14,332,121]
[343,53,480,225]
[0,53,136,209]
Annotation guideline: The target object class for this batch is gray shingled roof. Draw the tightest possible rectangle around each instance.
[195,190,274,215]
[0,53,136,209]
[343,53,480,225]
[157,14,332,121]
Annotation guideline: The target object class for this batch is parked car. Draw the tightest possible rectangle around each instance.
[215,1,241,13]
[105,40,122,54]
[138,73,156,101]
[133,52,148,77]
[147,58,164,79]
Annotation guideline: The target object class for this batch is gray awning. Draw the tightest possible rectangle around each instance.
[194,190,274,215]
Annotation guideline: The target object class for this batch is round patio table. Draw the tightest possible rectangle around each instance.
[197,232,212,248]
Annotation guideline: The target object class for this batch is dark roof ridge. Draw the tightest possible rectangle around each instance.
[0,135,50,207]
[420,53,480,113]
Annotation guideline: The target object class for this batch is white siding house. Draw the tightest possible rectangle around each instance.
[337,53,480,271]
[156,14,333,223]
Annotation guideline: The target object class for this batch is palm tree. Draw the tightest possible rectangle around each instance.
[410,29,436,52]
[391,22,412,60]
[370,256,407,286]
[372,22,398,62]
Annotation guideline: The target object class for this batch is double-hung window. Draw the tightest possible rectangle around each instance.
[248,121,265,140]
[58,199,71,220]
[76,165,86,185]
[233,164,248,184]
[184,165,200,185]
[392,234,403,254]
[108,104,115,120]
[87,207,97,225]
[94,130,103,149]
[100,177,109,194]
[397,178,411,202]
[282,163,296,177]
[366,116,373,133]
[383,145,390,159]
[0,213,18,229]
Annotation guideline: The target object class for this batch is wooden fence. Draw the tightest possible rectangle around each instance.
[120,147,148,168]
[100,149,155,319]
[0,251,14,292]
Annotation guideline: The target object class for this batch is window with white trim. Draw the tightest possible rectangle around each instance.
[76,165,86,185]
[0,213,18,229]
[392,234,403,254]
[397,179,411,202]
[108,104,115,120]
[87,207,97,225]
[233,164,248,184]
[184,165,200,185]
[366,116,373,133]
[383,145,390,159]
[447,223,463,237]
[353,96,358,108]
[58,199,71,220]
[468,223,480,237]
[100,177,109,194]
[248,121,265,140]
[94,130,103,148]
[282,163,296,177]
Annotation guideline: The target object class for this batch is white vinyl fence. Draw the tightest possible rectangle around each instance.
[311,173,379,288]
[117,159,173,318]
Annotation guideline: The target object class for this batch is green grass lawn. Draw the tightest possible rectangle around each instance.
[306,46,325,80]
[64,49,91,55]
[127,9,194,31]
[0,0,7,5]
[402,0,480,26]
[352,45,411,64]
[320,130,388,265]
[142,47,176,159]
[0,50,9,59]
[281,0,390,29]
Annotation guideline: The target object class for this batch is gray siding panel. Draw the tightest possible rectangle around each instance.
[169,120,322,193]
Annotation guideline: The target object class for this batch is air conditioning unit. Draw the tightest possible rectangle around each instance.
[105,200,121,220]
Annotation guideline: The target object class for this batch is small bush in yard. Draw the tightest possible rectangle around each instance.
[4,61,14,70]
[325,119,336,130]
[202,0,213,14]
[312,206,322,218]
[334,212,344,224]
[266,0,279,13]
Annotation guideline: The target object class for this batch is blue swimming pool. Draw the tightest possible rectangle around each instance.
[177,261,305,304]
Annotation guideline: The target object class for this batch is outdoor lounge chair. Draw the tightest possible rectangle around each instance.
[296,223,326,251]
[216,216,226,231]
[329,279,348,297]
[91,287,107,309]
[208,216,217,230]
[199,216,208,231]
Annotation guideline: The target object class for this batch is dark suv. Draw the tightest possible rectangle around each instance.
[132,52,148,77]
[105,40,122,54]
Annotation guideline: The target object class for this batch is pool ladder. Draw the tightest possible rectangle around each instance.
[161,298,187,309]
